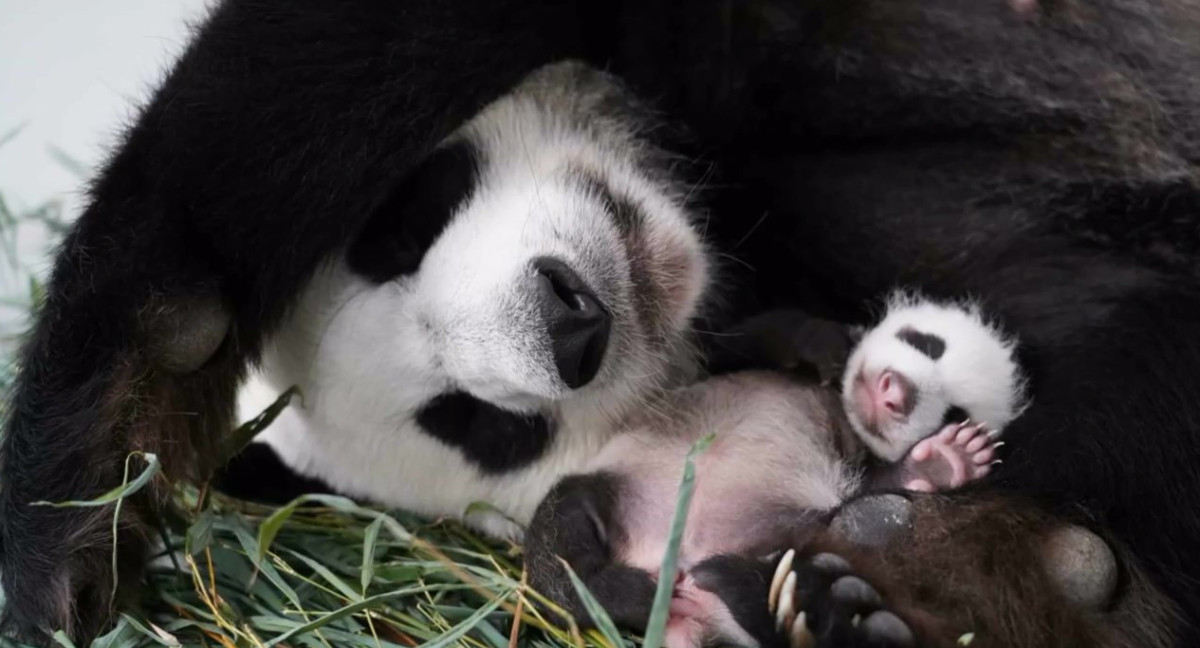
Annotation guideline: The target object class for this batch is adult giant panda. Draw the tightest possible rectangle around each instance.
[4,1,1200,647]
[223,61,714,539]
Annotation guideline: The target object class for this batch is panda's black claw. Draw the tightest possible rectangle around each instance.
[767,550,916,648]
[811,552,852,573]
[831,575,883,607]
[862,611,914,646]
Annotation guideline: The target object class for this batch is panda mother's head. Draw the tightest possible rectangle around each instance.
[270,62,710,450]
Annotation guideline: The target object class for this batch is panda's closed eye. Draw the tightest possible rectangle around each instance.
[897,326,946,360]
[346,141,481,283]
[941,406,969,427]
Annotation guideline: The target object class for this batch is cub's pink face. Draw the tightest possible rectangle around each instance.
[843,354,948,462]
[848,366,921,443]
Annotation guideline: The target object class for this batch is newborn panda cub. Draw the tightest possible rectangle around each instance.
[525,295,1028,648]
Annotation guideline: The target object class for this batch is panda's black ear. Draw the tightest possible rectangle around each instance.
[346,140,481,282]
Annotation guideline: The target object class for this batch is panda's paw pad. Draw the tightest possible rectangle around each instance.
[768,550,914,648]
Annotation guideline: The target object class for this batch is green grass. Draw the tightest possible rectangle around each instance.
[10,403,698,648]
[0,144,700,648]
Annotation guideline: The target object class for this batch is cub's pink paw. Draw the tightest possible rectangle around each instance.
[902,420,1000,492]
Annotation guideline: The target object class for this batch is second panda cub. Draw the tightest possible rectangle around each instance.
[525,294,1028,648]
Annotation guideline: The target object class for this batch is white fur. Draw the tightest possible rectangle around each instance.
[841,291,1029,462]
[242,61,710,539]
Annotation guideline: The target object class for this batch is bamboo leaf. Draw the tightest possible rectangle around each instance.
[642,433,715,648]
[222,386,300,463]
[30,452,159,508]
[558,559,626,648]
[119,613,181,647]
[285,548,363,602]
[260,584,480,648]
[361,516,385,593]
[414,592,509,648]
[186,509,217,556]
[229,516,305,611]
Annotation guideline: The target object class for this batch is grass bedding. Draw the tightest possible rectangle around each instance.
[7,402,703,648]
[0,150,701,647]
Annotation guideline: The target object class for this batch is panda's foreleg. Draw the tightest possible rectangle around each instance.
[524,473,658,631]
[770,493,1178,648]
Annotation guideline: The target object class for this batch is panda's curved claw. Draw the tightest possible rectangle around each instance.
[770,548,796,611]
[789,611,814,648]
[766,551,914,648]
[775,570,798,631]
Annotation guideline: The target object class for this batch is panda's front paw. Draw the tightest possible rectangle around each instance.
[768,549,915,648]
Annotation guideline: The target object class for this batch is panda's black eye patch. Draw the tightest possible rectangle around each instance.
[897,326,946,360]
[941,406,970,427]
[416,391,555,474]
[347,140,480,283]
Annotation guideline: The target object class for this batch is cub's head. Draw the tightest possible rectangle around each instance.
[841,292,1029,462]
[266,62,710,471]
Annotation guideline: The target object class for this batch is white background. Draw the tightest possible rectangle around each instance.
[0,0,211,309]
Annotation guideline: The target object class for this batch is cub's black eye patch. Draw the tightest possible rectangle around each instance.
[897,326,946,360]
[941,406,970,427]
[416,391,555,474]
[347,140,480,283]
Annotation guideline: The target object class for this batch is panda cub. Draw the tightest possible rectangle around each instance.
[524,295,1028,648]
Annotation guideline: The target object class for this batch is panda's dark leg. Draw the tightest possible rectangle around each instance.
[686,551,913,648]
[764,494,1179,648]
[0,1,608,643]
[524,473,657,631]
[211,442,336,505]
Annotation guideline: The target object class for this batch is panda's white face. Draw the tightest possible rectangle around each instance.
[247,62,710,534]
[840,292,1028,462]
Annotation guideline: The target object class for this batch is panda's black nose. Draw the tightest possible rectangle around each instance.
[533,257,611,389]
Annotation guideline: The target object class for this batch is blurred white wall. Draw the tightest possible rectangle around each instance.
[0,0,212,328]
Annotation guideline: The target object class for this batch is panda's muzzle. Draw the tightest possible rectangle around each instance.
[533,257,611,389]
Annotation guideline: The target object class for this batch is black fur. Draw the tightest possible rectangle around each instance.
[5,0,1200,645]
[703,309,853,383]
[415,391,556,474]
[689,556,781,647]
[346,140,481,283]
[895,327,945,361]
[212,442,335,505]
[778,554,914,648]
[938,406,969,429]
[524,473,658,630]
